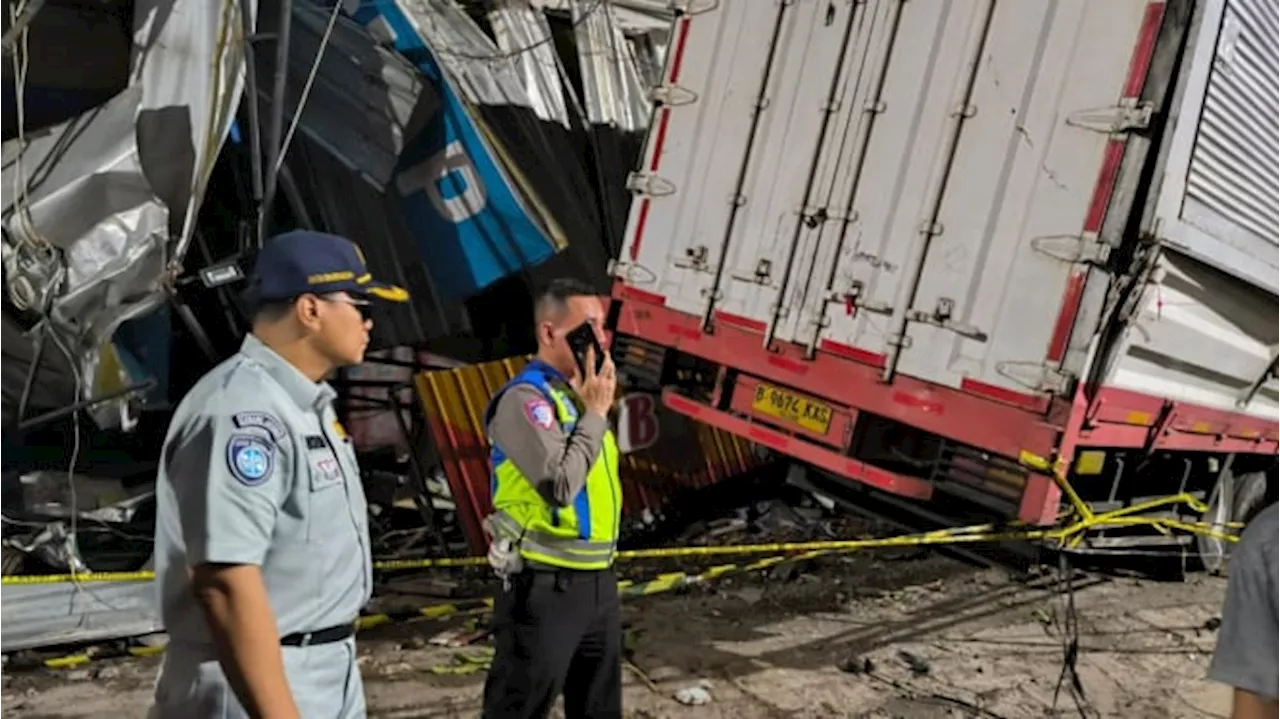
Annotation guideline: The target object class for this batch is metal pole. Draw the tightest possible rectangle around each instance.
[880,0,996,382]
[389,388,451,554]
[18,380,157,431]
[239,0,265,248]
[16,327,48,425]
[259,0,294,243]
[277,163,315,229]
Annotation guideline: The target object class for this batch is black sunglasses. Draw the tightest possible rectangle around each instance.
[319,295,374,321]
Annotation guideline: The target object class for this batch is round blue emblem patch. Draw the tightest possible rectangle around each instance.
[226,434,274,486]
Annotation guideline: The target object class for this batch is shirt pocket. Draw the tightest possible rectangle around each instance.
[305,450,348,544]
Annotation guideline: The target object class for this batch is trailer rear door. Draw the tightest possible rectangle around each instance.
[621,0,1165,401]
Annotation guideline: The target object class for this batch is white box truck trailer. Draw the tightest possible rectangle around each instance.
[606,0,1278,564]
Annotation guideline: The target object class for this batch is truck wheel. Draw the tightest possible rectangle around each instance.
[1198,468,1273,575]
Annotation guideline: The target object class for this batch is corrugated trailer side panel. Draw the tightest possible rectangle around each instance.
[1080,0,1280,452]
[619,0,1161,407]
[1150,0,1279,293]
[1084,251,1279,453]
[1050,0,1280,453]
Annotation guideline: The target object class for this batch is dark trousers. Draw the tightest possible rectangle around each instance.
[482,568,622,719]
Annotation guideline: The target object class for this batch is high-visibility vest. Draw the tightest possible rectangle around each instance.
[485,360,622,570]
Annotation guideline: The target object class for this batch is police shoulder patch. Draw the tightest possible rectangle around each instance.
[231,411,286,441]
[523,397,556,430]
[226,434,275,486]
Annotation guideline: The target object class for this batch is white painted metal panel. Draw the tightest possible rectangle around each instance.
[704,0,860,330]
[621,0,1155,398]
[1102,250,1278,421]
[1151,0,1279,293]
[865,1,1157,391]
[621,1,783,317]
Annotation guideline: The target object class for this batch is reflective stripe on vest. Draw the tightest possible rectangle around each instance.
[486,511,616,566]
[486,361,621,570]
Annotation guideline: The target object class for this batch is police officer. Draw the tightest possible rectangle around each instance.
[481,278,623,719]
[150,230,408,719]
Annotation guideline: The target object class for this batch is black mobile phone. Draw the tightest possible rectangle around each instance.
[565,322,606,376]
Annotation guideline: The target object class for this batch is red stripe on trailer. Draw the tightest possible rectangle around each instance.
[960,377,1050,415]
[1044,2,1165,365]
[614,298,1068,461]
[818,339,886,368]
[628,17,693,262]
[714,310,767,333]
[615,283,667,306]
[1124,2,1167,98]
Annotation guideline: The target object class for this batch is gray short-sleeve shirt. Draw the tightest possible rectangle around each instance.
[1209,502,1278,700]
[154,335,372,648]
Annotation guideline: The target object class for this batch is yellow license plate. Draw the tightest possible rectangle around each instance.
[751,383,833,435]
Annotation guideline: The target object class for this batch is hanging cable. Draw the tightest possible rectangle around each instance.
[6,0,53,253]
[0,0,44,50]
[266,0,343,188]
[429,0,607,61]
[258,0,296,244]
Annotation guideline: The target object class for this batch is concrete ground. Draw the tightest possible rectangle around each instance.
[1,548,1234,718]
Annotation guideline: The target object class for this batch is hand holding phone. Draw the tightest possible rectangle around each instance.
[566,321,606,376]
[566,322,615,418]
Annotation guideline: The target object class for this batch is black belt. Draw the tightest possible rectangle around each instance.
[280,622,354,647]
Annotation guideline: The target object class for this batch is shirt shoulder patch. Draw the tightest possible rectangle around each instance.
[523,397,557,430]
[231,411,286,441]
[226,434,275,486]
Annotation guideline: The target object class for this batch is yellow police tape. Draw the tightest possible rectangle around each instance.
[19,547,830,671]
[0,487,1240,587]
[8,481,1245,672]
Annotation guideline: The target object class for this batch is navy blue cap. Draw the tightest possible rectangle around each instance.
[247,230,408,304]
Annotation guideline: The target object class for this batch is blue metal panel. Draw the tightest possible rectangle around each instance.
[113,304,173,406]
[348,1,562,299]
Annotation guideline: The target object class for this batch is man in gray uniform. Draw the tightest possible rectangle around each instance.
[1209,501,1278,719]
[150,230,408,719]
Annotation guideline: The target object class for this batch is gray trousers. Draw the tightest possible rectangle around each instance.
[148,637,366,719]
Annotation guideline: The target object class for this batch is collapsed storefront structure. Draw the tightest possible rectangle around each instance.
[1,0,766,652]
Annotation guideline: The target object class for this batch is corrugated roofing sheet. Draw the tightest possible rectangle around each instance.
[1,580,161,653]
[270,2,426,189]
[289,135,467,349]
[414,356,765,553]
[572,0,651,131]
